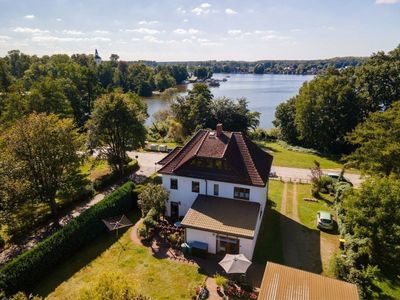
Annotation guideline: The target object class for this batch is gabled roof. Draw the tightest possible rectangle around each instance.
[181,195,260,239]
[157,129,273,187]
[259,262,359,300]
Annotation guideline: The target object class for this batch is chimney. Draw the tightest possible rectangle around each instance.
[216,123,223,136]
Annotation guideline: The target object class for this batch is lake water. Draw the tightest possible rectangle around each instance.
[143,73,313,128]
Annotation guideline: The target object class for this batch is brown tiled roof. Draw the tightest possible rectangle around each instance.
[259,262,359,300]
[157,147,182,165]
[158,129,273,187]
[181,195,260,239]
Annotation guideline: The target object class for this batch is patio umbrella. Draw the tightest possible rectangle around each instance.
[218,254,252,274]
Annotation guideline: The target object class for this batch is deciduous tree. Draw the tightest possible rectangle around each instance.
[87,92,147,175]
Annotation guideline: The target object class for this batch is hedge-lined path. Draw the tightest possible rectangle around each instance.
[0,183,121,267]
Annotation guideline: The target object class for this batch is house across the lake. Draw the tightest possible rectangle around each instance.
[158,124,273,259]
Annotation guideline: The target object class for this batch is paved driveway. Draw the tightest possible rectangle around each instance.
[127,151,167,176]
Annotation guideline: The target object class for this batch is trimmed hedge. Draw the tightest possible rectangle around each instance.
[0,182,137,295]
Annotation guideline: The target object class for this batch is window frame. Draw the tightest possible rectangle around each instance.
[213,184,219,196]
[192,181,200,193]
[170,178,178,190]
[233,187,250,200]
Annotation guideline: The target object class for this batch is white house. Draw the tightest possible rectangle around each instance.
[158,124,273,259]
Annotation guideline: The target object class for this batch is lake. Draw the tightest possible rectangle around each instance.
[143,73,314,128]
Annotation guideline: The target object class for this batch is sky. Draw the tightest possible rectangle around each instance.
[0,0,399,61]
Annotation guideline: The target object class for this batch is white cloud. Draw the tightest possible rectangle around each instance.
[261,34,291,41]
[290,28,303,32]
[225,8,238,15]
[138,20,159,25]
[131,38,140,41]
[32,35,111,42]
[192,3,212,15]
[24,14,35,19]
[13,27,49,33]
[376,0,400,3]
[183,18,189,23]
[56,18,62,22]
[177,7,186,14]
[227,29,242,36]
[0,35,11,40]
[173,28,199,35]
[143,35,176,44]
[254,30,276,35]
[124,27,160,34]
[62,30,84,35]
[95,30,109,34]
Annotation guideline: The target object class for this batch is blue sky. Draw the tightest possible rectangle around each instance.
[0,0,399,61]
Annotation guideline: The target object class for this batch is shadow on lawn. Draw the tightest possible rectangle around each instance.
[33,211,140,298]
[33,230,128,297]
[254,200,323,275]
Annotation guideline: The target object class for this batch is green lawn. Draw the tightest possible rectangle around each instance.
[253,180,284,264]
[296,184,335,229]
[256,141,344,170]
[34,211,205,300]
[80,157,111,182]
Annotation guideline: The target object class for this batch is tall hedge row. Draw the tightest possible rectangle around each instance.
[0,181,137,295]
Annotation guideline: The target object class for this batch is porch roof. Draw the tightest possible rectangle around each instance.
[181,195,260,239]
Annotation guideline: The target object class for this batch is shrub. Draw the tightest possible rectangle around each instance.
[143,215,158,229]
[0,182,137,296]
[214,274,228,287]
[137,225,147,239]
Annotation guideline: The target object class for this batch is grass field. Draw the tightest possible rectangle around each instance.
[80,157,111,182]
[34,211,205,300]
[256,141,345,170]
[253,180,284,264]
[296,184,335,229]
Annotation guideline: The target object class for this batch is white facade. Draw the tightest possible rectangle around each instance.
[186,228,255,259]
[161,174,268,259]
[162,174,267,217]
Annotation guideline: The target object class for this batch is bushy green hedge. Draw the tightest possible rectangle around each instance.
[0,182,137,296]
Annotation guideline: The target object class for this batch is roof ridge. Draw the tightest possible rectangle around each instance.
[234,133,262,184]
[194,130,209,156]
[172,130,207,171]
[221,131,233,159]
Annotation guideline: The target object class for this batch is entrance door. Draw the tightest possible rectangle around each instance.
[170,202,179,221]
[217,236,240,254]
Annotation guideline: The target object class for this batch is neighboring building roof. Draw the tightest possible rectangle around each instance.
[181,194,260,239]
[157,127,273,187]
[259,262,359,300]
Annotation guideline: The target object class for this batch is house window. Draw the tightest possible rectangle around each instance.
[234,187,250,200]
[213,184,219,196]
[170,178,178,190]
[192,181,200,193]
